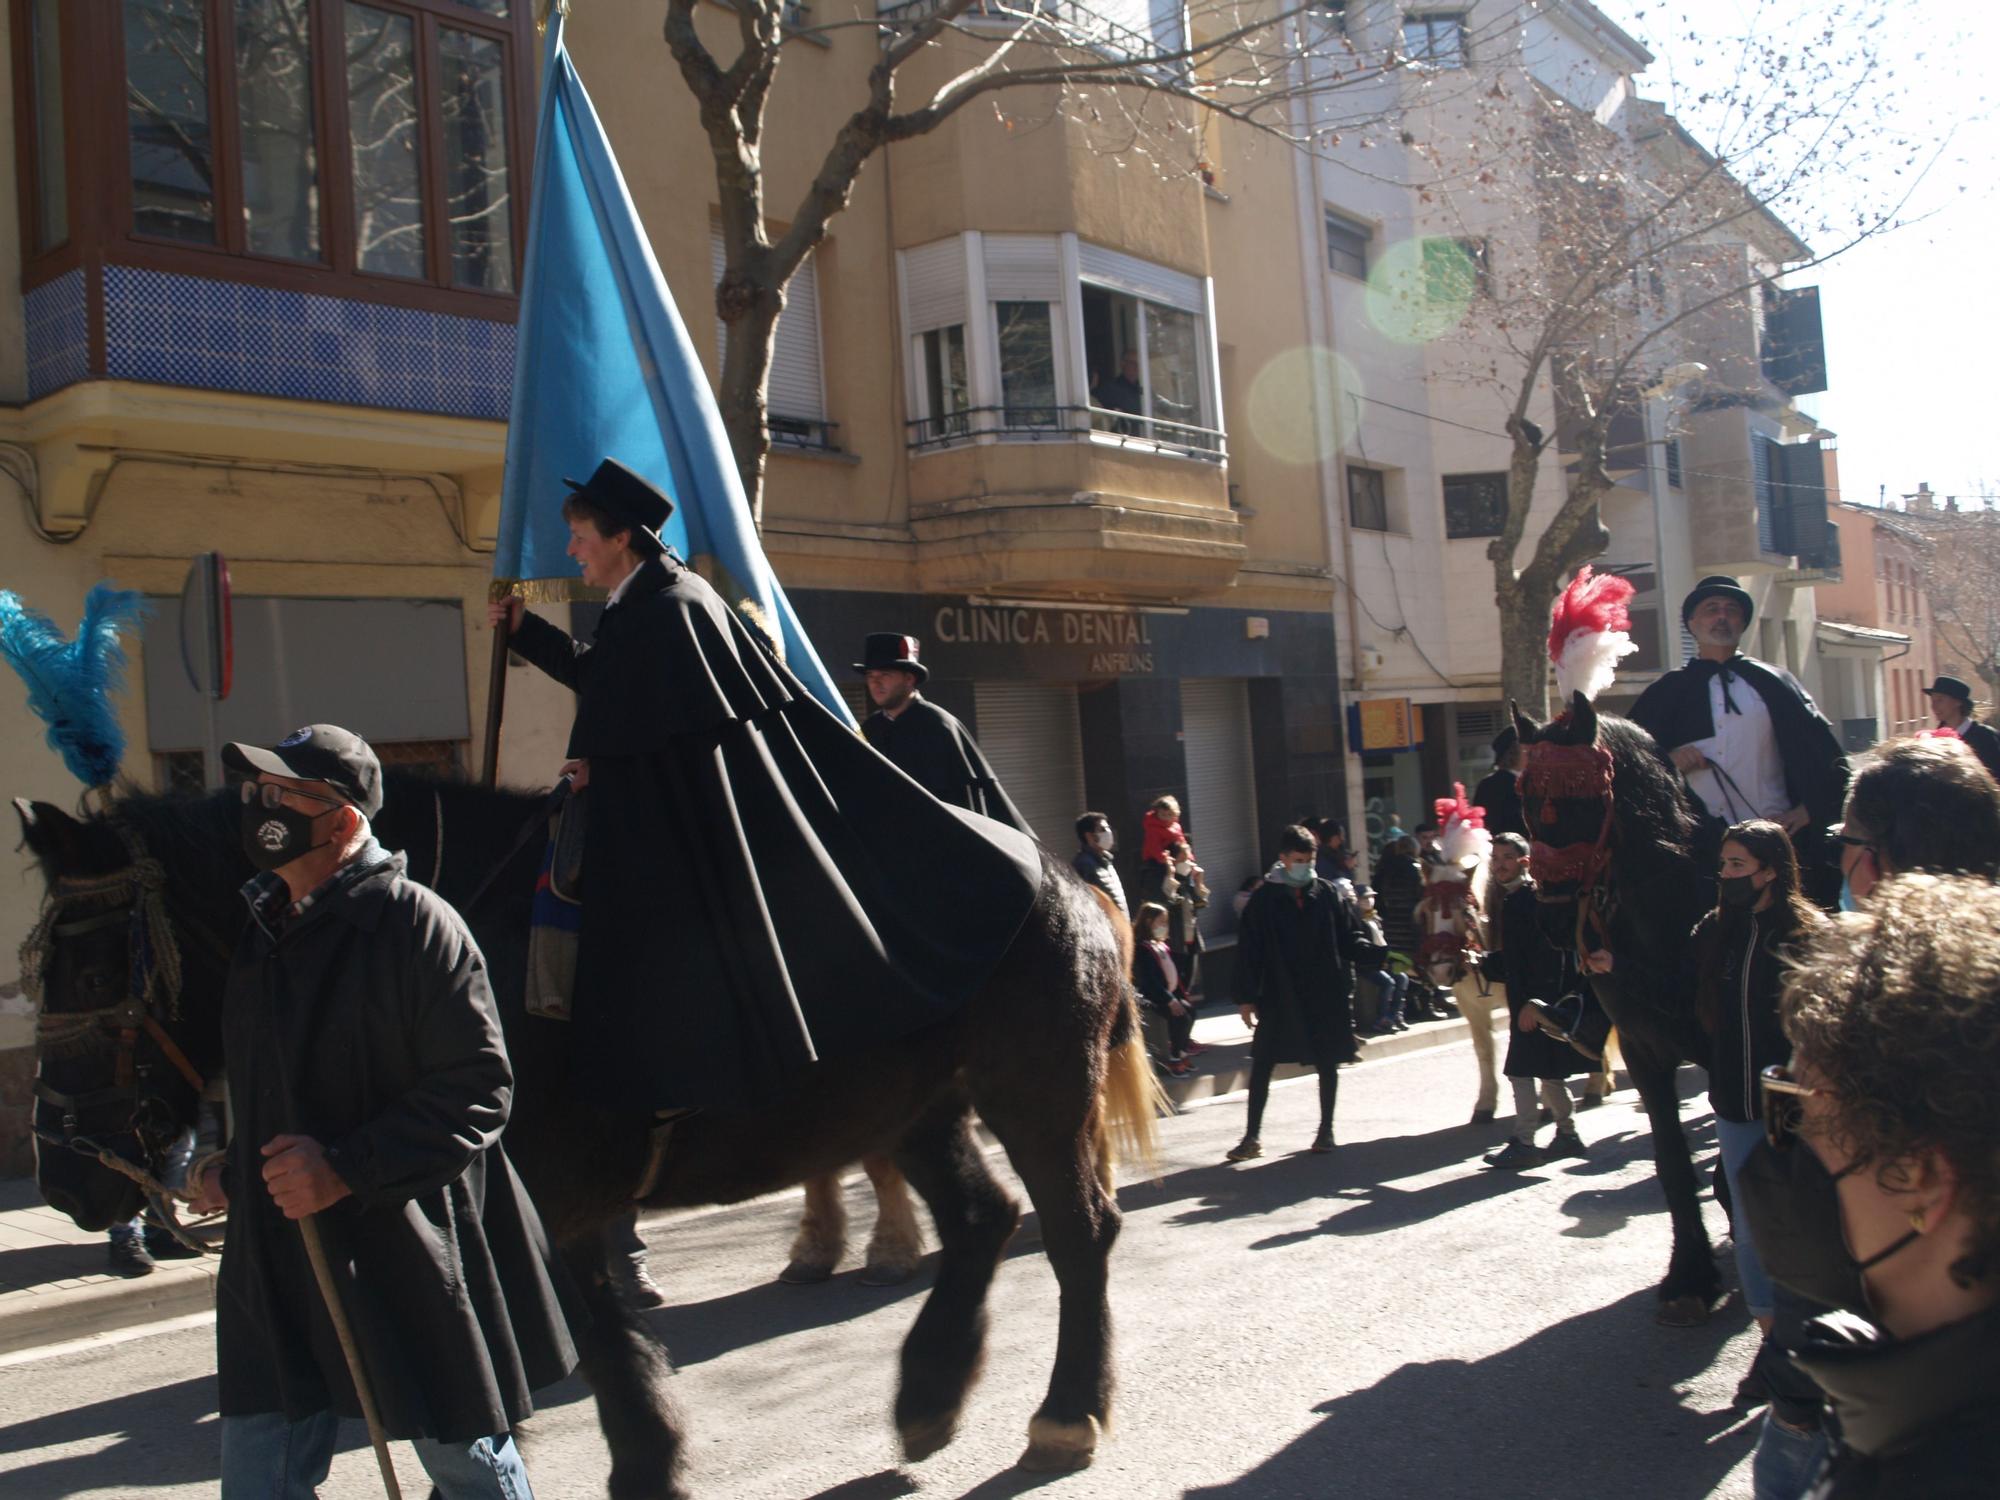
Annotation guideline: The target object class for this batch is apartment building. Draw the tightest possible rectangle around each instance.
[1819,497,1931,744]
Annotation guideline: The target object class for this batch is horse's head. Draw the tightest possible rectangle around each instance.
[14,797,210,1231]
[1514,692,1616,912]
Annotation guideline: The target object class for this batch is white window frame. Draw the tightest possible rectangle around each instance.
[1325,209,1371,279]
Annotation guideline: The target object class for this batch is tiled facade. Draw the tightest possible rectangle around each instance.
[23,270,88,400]
[28,264,518,420]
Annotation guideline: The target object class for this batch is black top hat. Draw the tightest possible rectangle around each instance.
[1490,725,1519,758]
[562,458,673,557]
[223,724,384,818]
[1926,674,1975,705]
[1681,574,1756,628]
[853,633,928,683]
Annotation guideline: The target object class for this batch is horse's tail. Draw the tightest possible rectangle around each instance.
[1081,887,1168,1191]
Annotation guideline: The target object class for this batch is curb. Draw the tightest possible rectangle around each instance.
[1160,1010,1497,1109]
[0,1255,219,1358]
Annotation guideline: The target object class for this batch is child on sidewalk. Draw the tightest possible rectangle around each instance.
[1132,901,1196,1077]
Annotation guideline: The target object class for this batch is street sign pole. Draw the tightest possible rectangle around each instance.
[179,553,233,788]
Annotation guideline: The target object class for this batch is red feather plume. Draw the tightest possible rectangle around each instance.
[1546,565,1635,665]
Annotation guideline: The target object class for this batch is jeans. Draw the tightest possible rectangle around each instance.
[1364,971,1407,1028]
[220,1411,535,1499]
[1718,1116,1776,1320]
[1752,1409,1829,1500]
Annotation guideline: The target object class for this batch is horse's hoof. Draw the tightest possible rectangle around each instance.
[778,1259,834,1285]
[1019,1415,1101,1472]
[899,1412,960,1462]
[1654,1293,1711,1328]
[858,1262,916,1288]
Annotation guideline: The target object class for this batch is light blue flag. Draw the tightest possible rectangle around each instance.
[496,15,852,725]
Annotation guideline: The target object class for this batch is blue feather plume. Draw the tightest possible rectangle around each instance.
[0,583,149,788]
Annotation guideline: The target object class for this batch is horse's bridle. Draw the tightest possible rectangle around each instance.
[1521,741,1618,953]
[23,846,214,1221]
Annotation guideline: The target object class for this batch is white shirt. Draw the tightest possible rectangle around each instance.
[1686,670,1790,822]
[604,561,644,610]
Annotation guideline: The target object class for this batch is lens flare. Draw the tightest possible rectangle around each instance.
[1246,345,1365,466]
[1364,237,1478,346]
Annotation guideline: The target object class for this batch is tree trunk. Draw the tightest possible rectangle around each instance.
[1497,581,1551,721]
[714,266,785,526]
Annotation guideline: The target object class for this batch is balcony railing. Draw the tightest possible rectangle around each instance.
[906,404,1226,462]
[768,415,842,454]
[876,0,1186,78]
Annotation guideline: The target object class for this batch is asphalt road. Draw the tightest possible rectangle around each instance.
[0,1036,1763,1499]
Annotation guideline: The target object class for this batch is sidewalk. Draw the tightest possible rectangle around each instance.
[0,1006,1502,1357]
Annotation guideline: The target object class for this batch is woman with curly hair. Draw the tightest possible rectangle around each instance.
[1752,872,2000,1497]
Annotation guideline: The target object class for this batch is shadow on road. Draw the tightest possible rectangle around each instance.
[1182,1287,1757,1500]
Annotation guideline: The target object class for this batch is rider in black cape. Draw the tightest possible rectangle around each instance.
[496,460,1042,1114]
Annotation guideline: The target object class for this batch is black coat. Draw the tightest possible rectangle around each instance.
[1497,882,1594,1079]
[1234,877,1363,1066]
[1470,768,1526,839]
[1131,942,1187,1013]
[862,696,1034,837]
[1374,852,1425,954]
[217,851,578,1442]
[1954,718,2000,783]
[1693,907,1815,1123]
[1796,1304,2000,1499]
[509,559,1042,1111]
[1070,848,1129,918]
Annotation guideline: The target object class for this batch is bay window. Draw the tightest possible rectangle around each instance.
[995,301,1059,428]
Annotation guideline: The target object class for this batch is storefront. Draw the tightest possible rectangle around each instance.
[790,590,1343,953]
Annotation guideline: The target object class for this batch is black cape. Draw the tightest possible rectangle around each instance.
[1953,719,2000,783]
[1470,768,1526,839]
[1234,876,1362,1066]
[1629,654,1850,828]
[217,851,579,1441]
[510,558,1042,1112]
[861,695,1035,837]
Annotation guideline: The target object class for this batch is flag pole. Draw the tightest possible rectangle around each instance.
[481,580,514,788]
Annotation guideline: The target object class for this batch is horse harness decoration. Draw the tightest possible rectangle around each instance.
[21,835,219,1245]
[1520,737,1619,956]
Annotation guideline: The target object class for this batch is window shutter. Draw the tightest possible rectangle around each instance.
[1778,441,1831,566]
[982,234,1064,301]
[902,237,967,334]
[1180,679,1259,943]
[970,681,1084,847]
[711,222,825,421]
[1076,241,1204,312]
[1753,436,1778,554]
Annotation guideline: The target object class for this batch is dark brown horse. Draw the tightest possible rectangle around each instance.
[1514,692,1723,1325]
[14,773,1160,1498]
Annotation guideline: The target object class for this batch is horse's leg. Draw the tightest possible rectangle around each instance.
[564,1237,688,1500]
[780,1171,848,1284]
[890,1097,1021,1463]
[975,1061,1121,1473]
[1626,1044,1722,1324]
[859,1154,925,1288]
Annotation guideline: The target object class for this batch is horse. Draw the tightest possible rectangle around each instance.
[1513,691,1722,1325]
[14,772,1161,1498]
[1413,851,1500,1117]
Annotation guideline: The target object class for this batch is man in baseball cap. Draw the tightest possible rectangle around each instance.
[224,723,384,819]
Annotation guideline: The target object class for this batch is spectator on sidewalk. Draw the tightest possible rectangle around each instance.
[1137,795,1191,908]
[1374,835,1433,1018]
[1071,811,1129,919]
[1159,840,1209,997]
[1315,819,1358,884]
[1353,886,1409,1034]
[1132,901,1196,1078]
[1226,826,1365,1160]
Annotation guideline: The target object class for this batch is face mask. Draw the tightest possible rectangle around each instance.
[1718,874,1762,909]
[1733,1139,1920,1312]
[1282,862,1316,887]
[241,799,334,872]
[1089,830,1114,853]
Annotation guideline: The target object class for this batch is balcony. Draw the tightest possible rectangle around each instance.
[906,403,1225,463]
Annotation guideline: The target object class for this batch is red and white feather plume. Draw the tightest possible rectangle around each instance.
[1433,783,1491,870]
[1547,565,1638,703]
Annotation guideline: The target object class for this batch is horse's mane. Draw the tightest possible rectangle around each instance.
[1596,715,1706,965]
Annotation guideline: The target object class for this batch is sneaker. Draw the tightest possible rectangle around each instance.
[612,1262,670,1311]
[1484,1139,1546,1171]
[1225,1139,1263,1162]
[1184,1041,1210,1058]
[1309,1132,1336,1154]
[1545,1127,1588,1159]
[1165,1057,1193,1079]
[106,1237,155,1278]
[1391,1017,1412,1033]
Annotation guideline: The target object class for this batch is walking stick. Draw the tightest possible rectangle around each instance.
[299,1215,405,1500]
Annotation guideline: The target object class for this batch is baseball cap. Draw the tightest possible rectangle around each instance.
[222,724,384,818]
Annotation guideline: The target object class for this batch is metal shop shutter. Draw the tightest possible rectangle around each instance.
[971,680,1084,849]
[1181,678,1259,941]
[711,223,825,420]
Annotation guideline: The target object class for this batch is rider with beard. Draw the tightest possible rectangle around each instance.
[1743,873,2000,1499]
[1630,577,1849,907]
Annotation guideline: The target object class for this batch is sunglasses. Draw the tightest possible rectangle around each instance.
[1760,1063,1831,1150]
[241,781,350,813]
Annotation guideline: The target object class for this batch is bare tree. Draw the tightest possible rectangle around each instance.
[1376,1,1943,714]
[1902,503,2000,708]
[656,0,1529,519]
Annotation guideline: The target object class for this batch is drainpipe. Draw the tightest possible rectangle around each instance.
[1283,17,1369,880]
